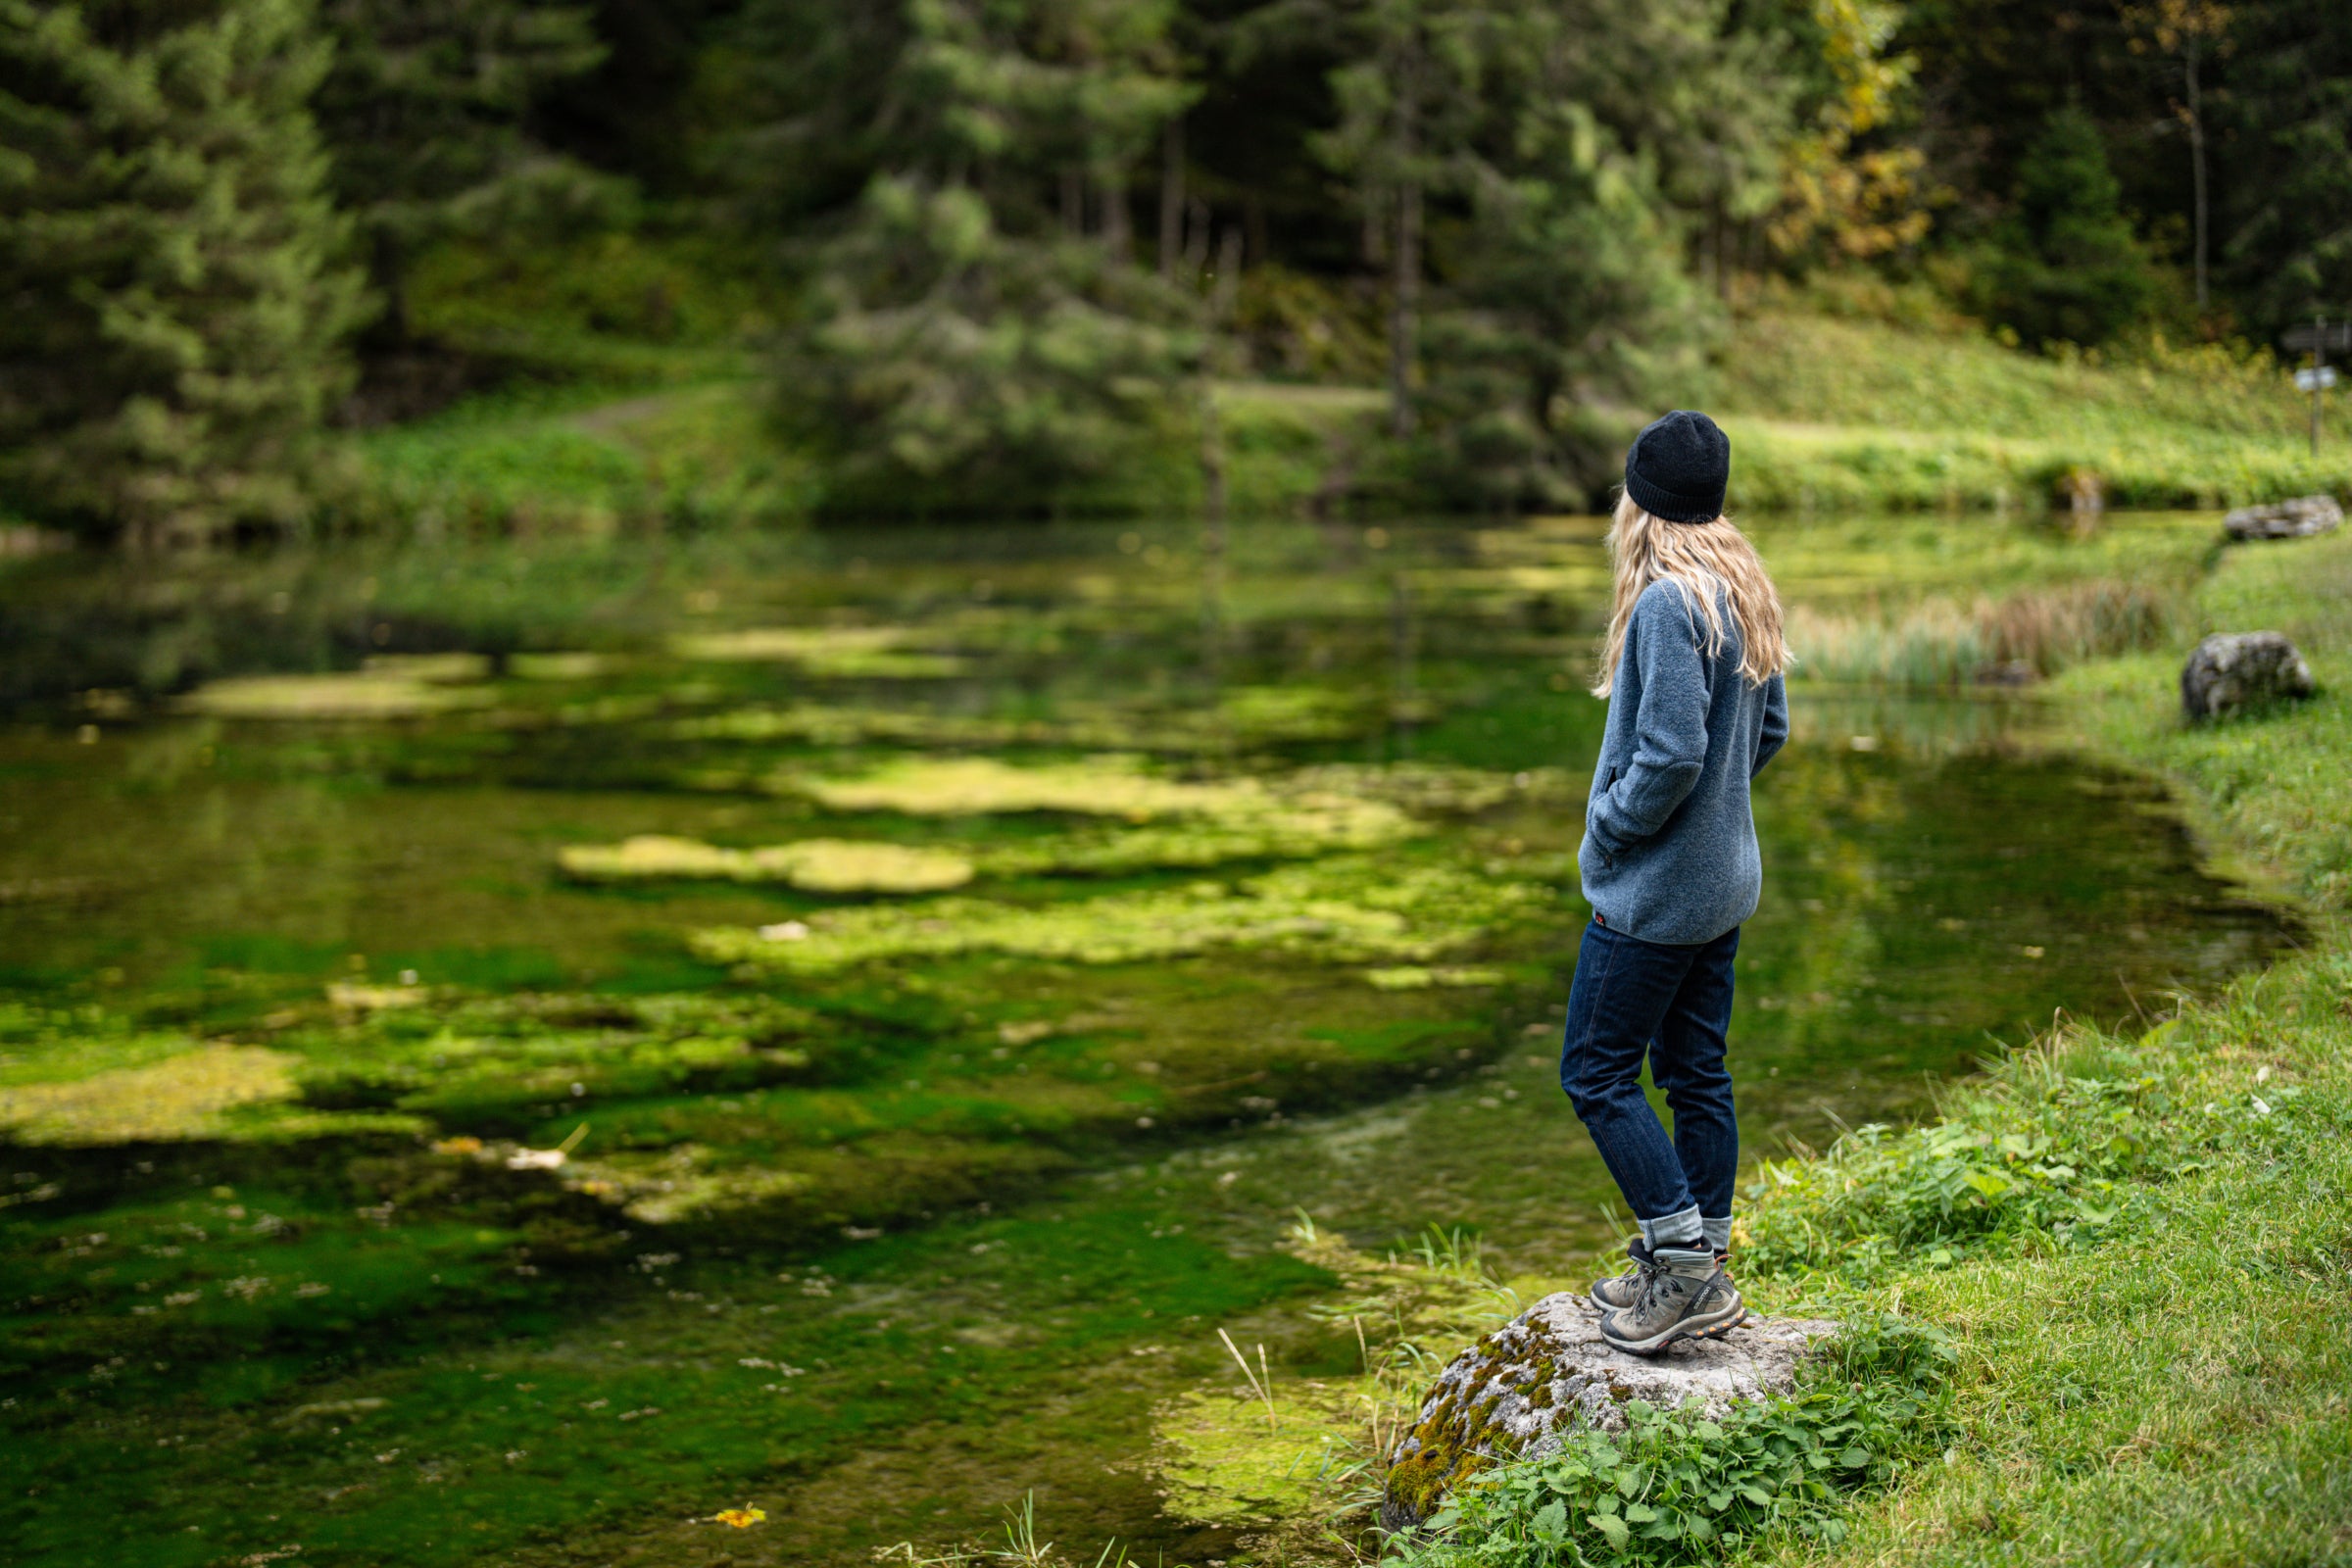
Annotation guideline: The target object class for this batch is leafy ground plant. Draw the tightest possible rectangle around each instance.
[1733,1015,2300,1287]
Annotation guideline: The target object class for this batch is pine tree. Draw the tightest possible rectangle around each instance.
[754,0,1200,514]
[312,0,609,345]
[2212,0,2352,334]
[1986,105,2159,346]
[1244,0,1783,504]
[1238,0,1492,438]
[1430,0,1768,505]
[0,0,368,544]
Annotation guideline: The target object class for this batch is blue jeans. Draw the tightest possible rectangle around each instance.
[1558,918,1740,1240]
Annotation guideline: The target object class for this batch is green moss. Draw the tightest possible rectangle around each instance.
[671,684,1375,754]
[690,858,1550,975]
[0,499,2322,1564]
[775,755,1413,843]
[175,669,496,719]
[669,624,967,678]
[558,835,977,893]
[1153,1225,1553,1547]
[0,1043,300,1143]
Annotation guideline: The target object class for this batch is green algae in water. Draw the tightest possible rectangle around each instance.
[690,857,1555,974]
[777,754,1410,839]
[669,682,1368,754]
[559,835,979,892]
[557,761,1563,887]
[176,671,495,720]
[0,1042,303,1142]
[0,517,2299,1567]
[669,624,966,677]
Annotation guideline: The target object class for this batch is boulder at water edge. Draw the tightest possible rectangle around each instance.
[2223,494,2343,540]
[1381,1292,1838,1531]
[2180,631,2316,721]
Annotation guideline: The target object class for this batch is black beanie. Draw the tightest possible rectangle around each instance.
[1624,410,1730,523]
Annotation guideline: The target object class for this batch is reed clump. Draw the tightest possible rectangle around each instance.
[1788,576,2181,688]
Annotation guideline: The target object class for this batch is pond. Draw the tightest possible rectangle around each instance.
[0,516,2287,1567]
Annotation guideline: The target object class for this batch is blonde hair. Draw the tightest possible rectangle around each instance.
[1592,492,1789,698]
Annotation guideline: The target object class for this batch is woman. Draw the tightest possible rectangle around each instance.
[1564,410,1790,1355]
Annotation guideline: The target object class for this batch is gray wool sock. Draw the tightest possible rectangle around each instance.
[1702,1215,1733,1253]
[1639,1203,1704,1250]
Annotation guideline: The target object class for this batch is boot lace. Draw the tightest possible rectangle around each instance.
[1631,1265,1690,1322]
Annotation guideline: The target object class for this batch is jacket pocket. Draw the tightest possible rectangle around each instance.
[1594,766,1621,864]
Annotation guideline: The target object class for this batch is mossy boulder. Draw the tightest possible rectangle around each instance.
[1381,1291,1837,1532]
[2222,494,2341,541]
[2180,631,2316,721]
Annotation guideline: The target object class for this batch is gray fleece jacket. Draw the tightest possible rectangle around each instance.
[1578,578,1788,945]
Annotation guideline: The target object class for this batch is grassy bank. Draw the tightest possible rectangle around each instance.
[1716,308,2352,514]
[1153,528,2351,1564]
[337,282,2344,531]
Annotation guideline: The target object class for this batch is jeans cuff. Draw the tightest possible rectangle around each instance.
[1702,1215,1733,1252]
[1638,1203,1704,1249]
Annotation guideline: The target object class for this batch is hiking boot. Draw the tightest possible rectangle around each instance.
[1599,1247,1746,1355]
[1589,1237,1656,1311]
[1592,1240,1731,1312]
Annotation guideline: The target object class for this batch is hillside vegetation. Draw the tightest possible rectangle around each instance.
[1718,307,2349,512]
[336,301,2346,531]
[10,0,2347,540]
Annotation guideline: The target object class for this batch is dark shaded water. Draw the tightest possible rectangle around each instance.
[0,519,2286,1566]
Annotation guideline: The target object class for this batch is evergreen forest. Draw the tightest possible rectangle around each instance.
[4,0,2351,539]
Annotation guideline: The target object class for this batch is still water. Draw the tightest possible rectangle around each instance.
[0,517,2286,1566]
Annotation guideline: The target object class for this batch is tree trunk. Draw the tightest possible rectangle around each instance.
[1102,175,1130,261]
[1208,224,1242,321]
[1719,200,1734,302]
[1159,121,1185,278]
[1200,226,1244,638]
[2187,40,2208,311]
[1183,196,1211,275]
[1388,59,1421,441]
[1061,168,1085,236]
[371,227,409,348]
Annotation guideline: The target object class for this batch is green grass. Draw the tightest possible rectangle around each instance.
[1744,509,2214,688]
[1717,307,2352,513]
[1388,968,2352,1568]
[344,378,818,533]
[343,373,1385,532]
[1744,960,2352,1568]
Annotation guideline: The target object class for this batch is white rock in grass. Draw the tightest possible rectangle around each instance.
[1381,1291,1838,1531]
[2222,495,2342,540]
[2180,631,2316,720]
